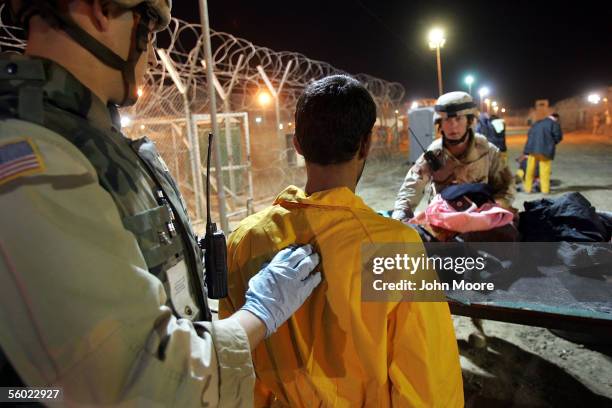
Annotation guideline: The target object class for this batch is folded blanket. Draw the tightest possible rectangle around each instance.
[410,194,514,233]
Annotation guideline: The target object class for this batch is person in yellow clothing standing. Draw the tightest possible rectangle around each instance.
[523,113,563,194]
[220,75,464,407]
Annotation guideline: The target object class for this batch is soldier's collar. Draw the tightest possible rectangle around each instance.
[41,59,118,131]
[0,55,119,131]
[0,56,114,131]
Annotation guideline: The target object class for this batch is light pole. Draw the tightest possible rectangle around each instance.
[428,28,446,96]
[478,87,489,112]
[588,93,603,134]
[199,0,228,232]
[256,90,272,134]
[394,109,399,144]
[464,75,474,96]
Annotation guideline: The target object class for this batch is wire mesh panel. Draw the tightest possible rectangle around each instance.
[192,113,256,223]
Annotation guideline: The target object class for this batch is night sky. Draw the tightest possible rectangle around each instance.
[174,0,612,109]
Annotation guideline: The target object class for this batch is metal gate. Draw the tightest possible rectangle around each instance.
[124,112,253,230]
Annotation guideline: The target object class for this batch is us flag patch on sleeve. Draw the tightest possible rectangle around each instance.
[0,139,46,186]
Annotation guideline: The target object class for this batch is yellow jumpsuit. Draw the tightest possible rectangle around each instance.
[221,186,464,407]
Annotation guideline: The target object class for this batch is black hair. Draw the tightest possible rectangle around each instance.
[294,75,376,165]
[551,113,560,120]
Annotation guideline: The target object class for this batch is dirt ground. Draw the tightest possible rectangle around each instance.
[357,131,612,407]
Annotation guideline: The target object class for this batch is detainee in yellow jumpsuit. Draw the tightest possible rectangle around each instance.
[221,75,464,407]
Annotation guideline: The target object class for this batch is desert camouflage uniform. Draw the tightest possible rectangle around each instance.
[0,54,254,406]
[392,132,515,220]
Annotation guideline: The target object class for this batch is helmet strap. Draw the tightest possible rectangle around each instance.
[23,0,148,106]
[443,128,472,147]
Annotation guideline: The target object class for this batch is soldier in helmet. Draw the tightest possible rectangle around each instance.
[392,91,516,222]
[0,0,321,405]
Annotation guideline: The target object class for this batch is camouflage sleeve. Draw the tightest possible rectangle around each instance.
[0,120,254,407]
[392,155,431,221]
[488,144,516,208]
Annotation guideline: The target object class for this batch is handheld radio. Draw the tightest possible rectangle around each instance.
[408,127,442,172]
[199,133,229,299]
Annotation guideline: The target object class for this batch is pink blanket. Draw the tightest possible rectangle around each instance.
[410,194,514,233]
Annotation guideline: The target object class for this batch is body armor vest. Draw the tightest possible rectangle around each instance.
[0,56,211,322]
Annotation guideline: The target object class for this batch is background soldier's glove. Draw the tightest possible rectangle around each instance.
[241,244,321,337]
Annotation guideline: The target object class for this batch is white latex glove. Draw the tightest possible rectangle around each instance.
[241,244,321,337]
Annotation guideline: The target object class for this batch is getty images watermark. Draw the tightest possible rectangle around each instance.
[360,242,612,303]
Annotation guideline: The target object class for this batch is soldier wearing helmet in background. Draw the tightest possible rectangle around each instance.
[392,91,515,223]
[0,1,321,405]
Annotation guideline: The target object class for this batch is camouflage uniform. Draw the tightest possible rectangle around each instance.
[393,132,515,220]
[0,55,254,406]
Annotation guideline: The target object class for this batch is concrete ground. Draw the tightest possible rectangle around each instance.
[357,131,612,406]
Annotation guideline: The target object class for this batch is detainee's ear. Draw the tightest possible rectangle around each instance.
[293,135,304,155]
[358,131,372,159]
[91,0,112,32]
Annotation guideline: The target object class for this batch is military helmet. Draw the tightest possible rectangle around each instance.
[433,91,478,121]
[3,0,173,106]
[100,0,171,32]
[5,0,172,32]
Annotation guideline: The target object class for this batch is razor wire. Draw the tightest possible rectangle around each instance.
[127,18,405,121]
[0,10,405,139]
[1,10,408,222]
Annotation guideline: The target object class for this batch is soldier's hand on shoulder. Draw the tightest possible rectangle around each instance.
[240,244,322,337]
